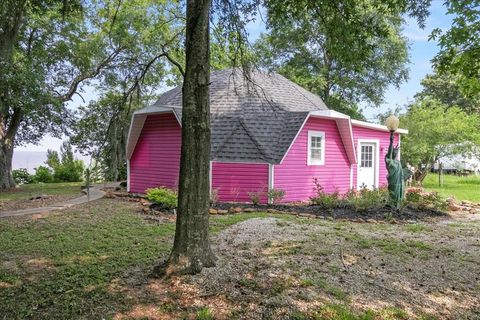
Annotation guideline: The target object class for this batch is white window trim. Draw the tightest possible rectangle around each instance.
[307,131,325,165]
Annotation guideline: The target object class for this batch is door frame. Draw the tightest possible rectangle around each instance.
[356,139,380,189]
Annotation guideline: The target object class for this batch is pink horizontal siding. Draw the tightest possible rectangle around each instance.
[274,117,351,202]
[352,125,400,189]
[212,162,269,203]
[129,113,181,193]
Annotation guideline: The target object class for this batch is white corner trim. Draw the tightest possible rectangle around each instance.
[351,119,408,134]
[127,159,131,192]
[268,164,274,190]
[356,139,380,189]
[307,130,326,166]
[349,164,354,189]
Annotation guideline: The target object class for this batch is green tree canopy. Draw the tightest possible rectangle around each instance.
[400,98,480,181]
[415,69,480,114]
[431,0,480,97]
[253,0,430,119]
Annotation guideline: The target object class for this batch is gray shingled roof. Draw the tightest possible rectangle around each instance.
[142,68,329,163]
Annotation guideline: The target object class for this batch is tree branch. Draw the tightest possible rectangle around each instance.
[59,47,124,102]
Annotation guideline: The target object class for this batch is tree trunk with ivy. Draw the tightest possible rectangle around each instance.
[153,0,215,277]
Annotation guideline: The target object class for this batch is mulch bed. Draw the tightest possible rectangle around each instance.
[102,188,449,222]
[213,202,448,222]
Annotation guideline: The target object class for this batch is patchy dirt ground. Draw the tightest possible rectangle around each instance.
[1,198,479,319]
[117,213,480,320]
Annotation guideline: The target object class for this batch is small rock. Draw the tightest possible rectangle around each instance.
[142,208,149,214]
[209,209,218,215]
[217,209,228,215]
[448,202,462,211]
[366,218,378,224]
[243,208,256,212]
[233,207,242,213]
[316,215,326,219]
[356,218,366,223]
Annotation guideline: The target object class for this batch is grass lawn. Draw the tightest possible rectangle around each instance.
[423,173,480,202]
[0,199,479,319]
[0,182,84,202]
[0,182,84,211]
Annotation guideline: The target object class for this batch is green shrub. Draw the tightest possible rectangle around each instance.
[145,187,178,209]
[348,186,389,212]
[248,191,263,205]
[53,159,84,182]
[267,188,286,204]
[12,168,33,184]
[406,188,447,211]
[310,178,340,208]
[33,166,54,183]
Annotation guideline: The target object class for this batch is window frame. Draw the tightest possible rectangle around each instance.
[307,130,326,166]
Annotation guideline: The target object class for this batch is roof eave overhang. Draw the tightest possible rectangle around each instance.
[351,119,408,134]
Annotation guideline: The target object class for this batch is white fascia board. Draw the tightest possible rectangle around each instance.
[351,119,408,134]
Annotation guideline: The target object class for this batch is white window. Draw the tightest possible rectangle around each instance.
[307,131,325,165]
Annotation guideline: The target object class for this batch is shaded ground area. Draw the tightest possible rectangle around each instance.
[0,182,83,212]
[0,198,479,319]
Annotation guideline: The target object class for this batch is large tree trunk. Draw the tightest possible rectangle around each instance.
[153,0,215,277]
[0,138,15,189]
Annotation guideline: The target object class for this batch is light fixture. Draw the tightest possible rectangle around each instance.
[385,115,399,132]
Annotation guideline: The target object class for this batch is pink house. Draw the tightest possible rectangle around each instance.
[126,69,407,204]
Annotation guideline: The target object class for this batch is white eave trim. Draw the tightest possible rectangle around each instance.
[351,119,408,134]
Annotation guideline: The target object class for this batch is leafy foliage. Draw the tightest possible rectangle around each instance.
[400,98,480,181]
[145,187,178,210]
[254,0,430,119]
[431,0,480,97]
[405,188,448,211]
[347,186,390,212]
[310,178,340,208]
[33,166,54,183]
[267,188,286,204]
[12,168,33,185]
[46,141,85,183]
[415,69,480,114]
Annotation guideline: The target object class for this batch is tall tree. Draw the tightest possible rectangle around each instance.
[431,0,480,97]
[415,69,480,114]
[400,98,480,181]
[154,0,216,276]
[254,1,429,119]
[0,0,123,189]
[71,0,184,182]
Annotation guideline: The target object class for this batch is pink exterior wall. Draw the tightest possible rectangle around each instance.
[212,162,269,203]
[352,125,399,189]
[129,113,181,193]
[274,117,351,202]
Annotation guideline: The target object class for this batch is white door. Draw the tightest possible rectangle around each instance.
[357,142,377,189]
